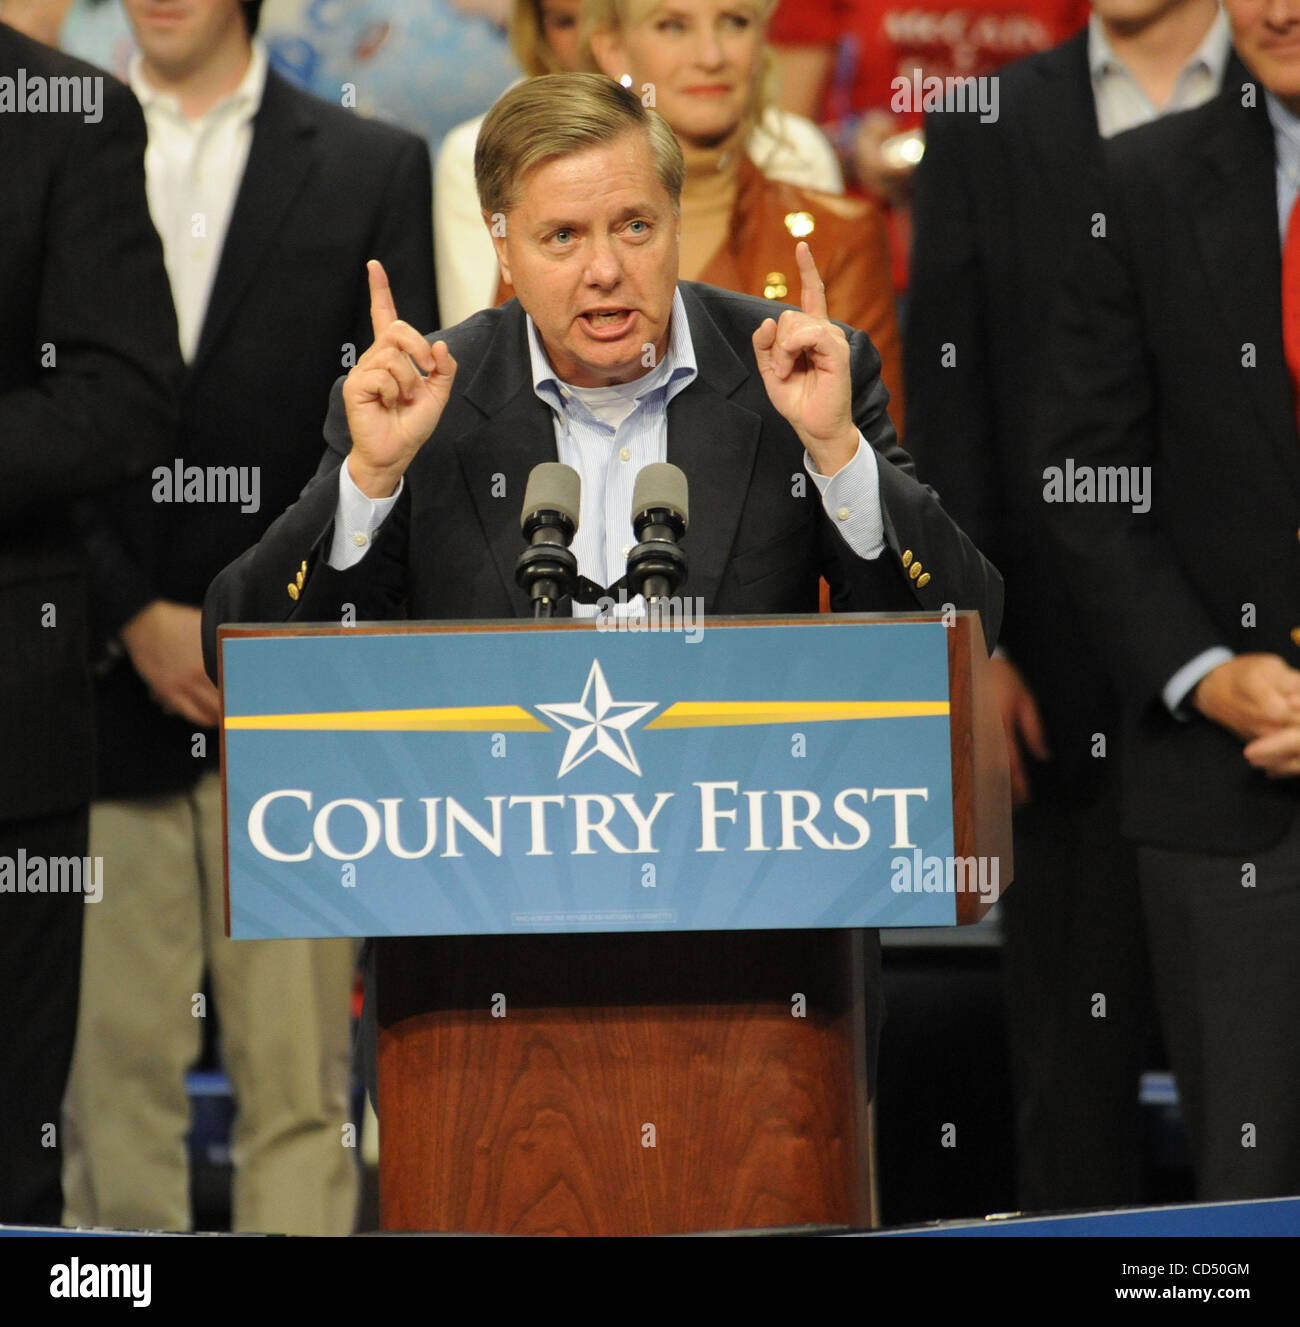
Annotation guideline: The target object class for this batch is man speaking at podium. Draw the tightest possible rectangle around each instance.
[205,72,999,655]
[203,72,1002,1099]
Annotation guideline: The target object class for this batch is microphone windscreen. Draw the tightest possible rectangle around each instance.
[632,462,689,530]
[520,462,581,531]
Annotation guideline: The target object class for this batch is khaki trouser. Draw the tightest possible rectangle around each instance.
[62,771,358,1234]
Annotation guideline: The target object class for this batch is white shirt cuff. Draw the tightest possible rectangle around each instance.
[327,463,404,570]
[1164,646,1235,717]
[804,431,885,560]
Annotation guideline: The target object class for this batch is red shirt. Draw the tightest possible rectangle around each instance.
[770,0,1089,125]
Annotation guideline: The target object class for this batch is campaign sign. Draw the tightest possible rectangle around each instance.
[220,617,972,938]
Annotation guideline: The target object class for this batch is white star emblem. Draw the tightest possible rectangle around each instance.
[536,660,657,778]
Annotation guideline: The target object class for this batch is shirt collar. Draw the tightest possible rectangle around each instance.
[1088,6,1230,88]
[526,286,698,408]
[1267,88,1300,162]
[130,37,268,124]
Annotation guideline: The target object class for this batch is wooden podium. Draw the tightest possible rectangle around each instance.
[219,611,1010,1235]
[368,613,1008,1234]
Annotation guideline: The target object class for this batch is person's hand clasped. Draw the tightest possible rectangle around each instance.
[121,600,221,728]
[343,259,457,498]
[1193,652,1300,777]
[990,655,1050,806]
[752,241,858,478]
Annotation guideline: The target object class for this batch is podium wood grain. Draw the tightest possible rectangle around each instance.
[376,928,872,1234]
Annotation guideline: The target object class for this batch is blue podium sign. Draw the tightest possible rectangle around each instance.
[219,616,992,939]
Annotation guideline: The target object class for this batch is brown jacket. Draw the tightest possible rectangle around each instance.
[695,155,903,435]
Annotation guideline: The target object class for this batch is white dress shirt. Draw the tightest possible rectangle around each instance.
[130,41,269,362]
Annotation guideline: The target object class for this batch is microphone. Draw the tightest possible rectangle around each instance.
[626,463,689,604]
[515,462,581,618]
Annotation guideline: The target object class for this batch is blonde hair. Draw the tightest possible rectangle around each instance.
[475,73,685,215]
[508,0,570,76]
[579,0,780,123]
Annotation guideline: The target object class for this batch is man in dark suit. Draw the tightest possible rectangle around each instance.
[906,0,1234,1208]
[0,19,180,1225]
[204,74,999,655]
[203,74,1003,1110]
[60,0,436,1234]
[1035,0,1300,1199]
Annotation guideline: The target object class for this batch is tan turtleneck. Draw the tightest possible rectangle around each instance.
[677,136,743,282]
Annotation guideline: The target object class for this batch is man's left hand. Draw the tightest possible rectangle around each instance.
[752,241,857,476]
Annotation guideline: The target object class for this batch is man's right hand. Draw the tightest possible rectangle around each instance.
[120,600,221,728]
[1193,653,1300,775]
[343,259,457,498]
[990,655,1049,807]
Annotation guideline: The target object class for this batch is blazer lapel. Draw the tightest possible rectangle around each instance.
[1024,33,1100,203]
[191,72,316,372]
[1192,93,1300,498]
[455,303,559,615]
[669,285,762,610]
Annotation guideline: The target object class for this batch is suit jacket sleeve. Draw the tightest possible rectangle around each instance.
[903,110,1000,565]
[1033,150,1223,707]
[75,497,163,646]
[0,76,179,524]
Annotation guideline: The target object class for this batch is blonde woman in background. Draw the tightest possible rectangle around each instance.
[580,0,902,426]
[435,0,842,325]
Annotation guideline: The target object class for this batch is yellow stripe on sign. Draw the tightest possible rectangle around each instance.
[225,705,550,732]
[646,700,949,729]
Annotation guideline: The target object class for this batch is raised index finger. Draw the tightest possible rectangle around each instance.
[367,258,399,339]
[796,241,828,320]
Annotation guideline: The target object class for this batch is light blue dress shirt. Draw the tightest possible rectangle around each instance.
[1088,7,1231,140]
